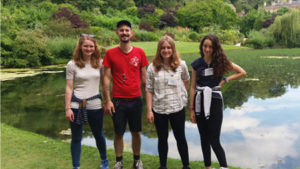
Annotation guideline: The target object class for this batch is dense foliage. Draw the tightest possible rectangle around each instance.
[1,0,299,67]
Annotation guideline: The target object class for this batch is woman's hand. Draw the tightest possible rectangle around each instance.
[147,111,154,123]
[189,110,196,124]
[66,109,74,122]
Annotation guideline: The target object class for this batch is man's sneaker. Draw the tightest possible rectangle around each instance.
[73,167,79,169]
[100,159,109,169]
[133,160,144,169]
[113,161,123,169]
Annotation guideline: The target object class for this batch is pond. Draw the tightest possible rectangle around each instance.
[2,52,300,169]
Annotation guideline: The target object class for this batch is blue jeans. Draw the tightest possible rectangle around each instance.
[70,108,107,167]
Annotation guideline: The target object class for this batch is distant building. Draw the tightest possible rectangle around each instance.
[264,0,300,12]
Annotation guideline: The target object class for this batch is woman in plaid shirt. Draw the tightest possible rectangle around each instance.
[145,35,191,169]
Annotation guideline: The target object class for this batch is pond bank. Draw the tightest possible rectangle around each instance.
[0,64,65,81]
[1,124,242,169]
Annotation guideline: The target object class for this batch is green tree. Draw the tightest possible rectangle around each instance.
[239,9,258,36]
[207,0,238,29]
[269,10,300,47]
[104,0,135,11]
[177,1,213,31]
[177,0,237,31]
[134,0,184,8]
[13,29,53,67]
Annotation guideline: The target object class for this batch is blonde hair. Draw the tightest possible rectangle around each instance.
[72,36,101,68]
[152,35,180,72]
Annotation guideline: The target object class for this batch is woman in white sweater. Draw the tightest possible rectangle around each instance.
[65,34,109,169]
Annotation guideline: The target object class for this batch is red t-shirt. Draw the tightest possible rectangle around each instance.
[103,46,149,98]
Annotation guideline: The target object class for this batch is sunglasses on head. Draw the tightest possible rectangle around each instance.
[81,33,95,38]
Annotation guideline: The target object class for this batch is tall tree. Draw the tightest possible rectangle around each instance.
[177,0,237,31]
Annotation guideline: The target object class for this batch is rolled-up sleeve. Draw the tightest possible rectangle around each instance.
[145,64,154,93]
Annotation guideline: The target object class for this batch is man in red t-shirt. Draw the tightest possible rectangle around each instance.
[103,20,148,169]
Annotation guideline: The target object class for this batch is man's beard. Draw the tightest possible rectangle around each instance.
[121,39,130,43]
[120,35,130,43]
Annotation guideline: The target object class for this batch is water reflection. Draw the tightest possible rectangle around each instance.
[221,87,300,169]
[2,54,300,169]
[135,87,300,169]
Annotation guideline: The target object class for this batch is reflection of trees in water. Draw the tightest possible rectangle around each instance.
[221,49,300,109]
[1,72,68,138]
[2,51,300,140]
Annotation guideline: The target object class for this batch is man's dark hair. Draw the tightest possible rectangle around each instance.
[117,20,132,29]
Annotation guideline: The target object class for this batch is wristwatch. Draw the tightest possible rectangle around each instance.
[223,77,229,83]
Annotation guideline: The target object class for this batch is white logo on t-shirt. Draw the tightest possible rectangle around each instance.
[130,56,139,67]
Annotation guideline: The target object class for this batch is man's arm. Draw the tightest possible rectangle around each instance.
[140,66,147,92]
[103,66,115,115]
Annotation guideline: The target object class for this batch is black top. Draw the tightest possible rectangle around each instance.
[191,57,222,88]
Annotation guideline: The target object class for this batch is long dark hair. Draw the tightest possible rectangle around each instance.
[200,34,232,76]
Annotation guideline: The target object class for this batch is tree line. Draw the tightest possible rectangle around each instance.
[1,0,299,68]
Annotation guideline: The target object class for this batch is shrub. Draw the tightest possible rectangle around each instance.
[162,27,191,41]
[159,8,177,28]
[219,29,243,45]
[245,38,264,49]
[164,32,175,39]
[47,37,77,60]
[91,27,119,46]
[122,6,138,16]
[94,12,140,30]
[139,20,155,32]
[43,19,73,37]
[134,30,160,41]
[276,7,289,15]
[243,30,273,49]
[1,34,14,58]
[188,32,200,42]
[138,4,155,17]
[78,10,97,26]
[265,37,275,47]
[51,8,89,28]
[13,29,53,67]
[262,15,277,28]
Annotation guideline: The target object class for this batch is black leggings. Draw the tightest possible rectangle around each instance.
[153,108,189,167]
[196,98,227,167]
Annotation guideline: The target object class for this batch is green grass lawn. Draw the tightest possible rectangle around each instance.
[1,124,242,169]
[108,41,249,57]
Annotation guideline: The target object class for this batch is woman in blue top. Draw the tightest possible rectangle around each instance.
[189,34,246,169]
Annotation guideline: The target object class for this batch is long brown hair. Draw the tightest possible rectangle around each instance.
[200,34,232,76]
[72,36,101,68]
[152,35,180,72]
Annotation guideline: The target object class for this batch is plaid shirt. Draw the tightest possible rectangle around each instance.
[146,60,190,114]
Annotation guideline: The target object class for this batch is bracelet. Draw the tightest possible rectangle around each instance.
[223,77,229,83]
[65,107,71,111]
[189,106,194,110]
